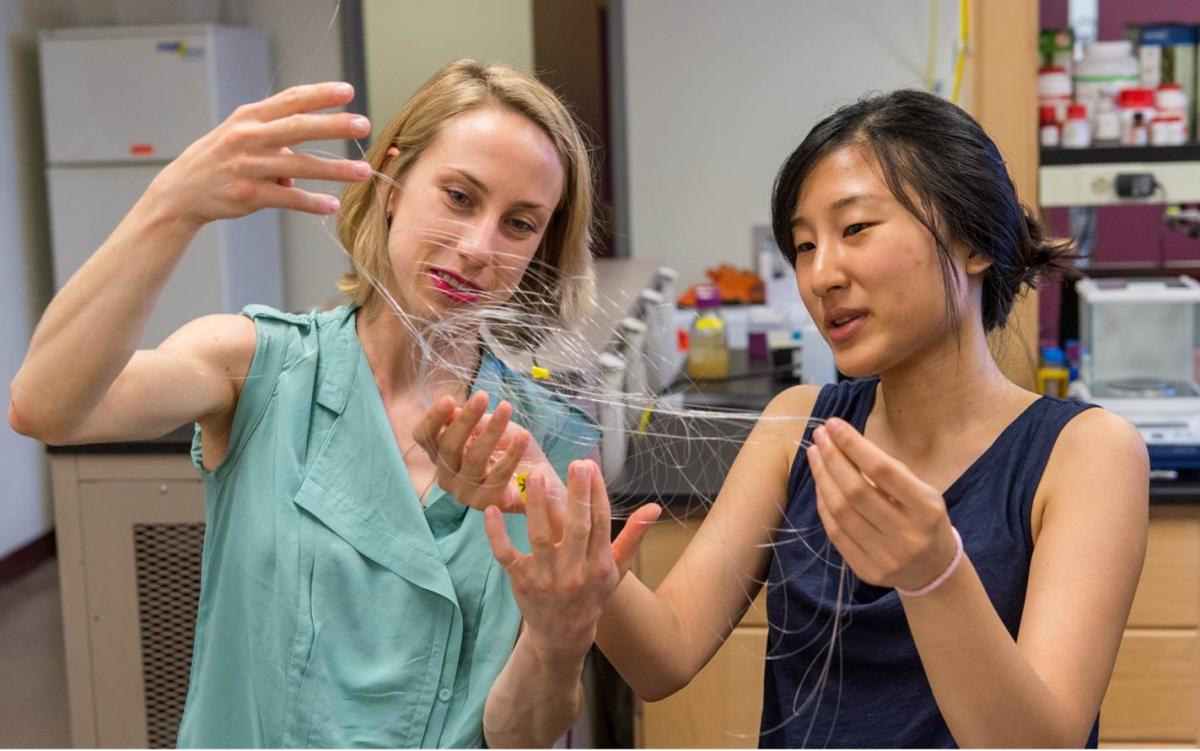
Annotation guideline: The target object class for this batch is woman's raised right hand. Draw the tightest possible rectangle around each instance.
[146,81,374,229]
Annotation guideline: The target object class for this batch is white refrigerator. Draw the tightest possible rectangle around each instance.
[39,24,283,349]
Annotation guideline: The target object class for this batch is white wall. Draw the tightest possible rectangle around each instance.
[620,0,963,286]
[361,0,534,142]
[235,0,352,313]
[0,1,73,559]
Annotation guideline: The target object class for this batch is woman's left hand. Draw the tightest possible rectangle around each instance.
[807,417,959,591]
[484,460,662,666]
[413,390,559,514]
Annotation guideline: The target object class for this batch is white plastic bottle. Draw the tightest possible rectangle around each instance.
[1038,67,1073,123]
[799,319,837,385]
[1074,41,1140,130]
[1155,83,1190,142]
[1093,98,1122,145]
[1039,105,1061,147]
[1062,104,1092,148]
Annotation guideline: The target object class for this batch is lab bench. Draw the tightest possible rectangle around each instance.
[48,389,1200,749]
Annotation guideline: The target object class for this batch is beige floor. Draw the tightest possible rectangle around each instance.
[0,558,72,748]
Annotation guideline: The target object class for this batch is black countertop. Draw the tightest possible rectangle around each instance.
[612,354,1200,507]
[46,356,1200,506]
[46,424,194,455]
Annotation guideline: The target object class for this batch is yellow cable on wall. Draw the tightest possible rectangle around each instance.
[924,0,940,91]
[950,0,969,104]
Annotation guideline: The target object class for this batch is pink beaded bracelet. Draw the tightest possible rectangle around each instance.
[896,527,964,598]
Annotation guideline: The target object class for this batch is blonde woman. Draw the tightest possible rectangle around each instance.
[10,60,652,748]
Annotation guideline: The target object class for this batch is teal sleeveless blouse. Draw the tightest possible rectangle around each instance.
[176,305,598,748]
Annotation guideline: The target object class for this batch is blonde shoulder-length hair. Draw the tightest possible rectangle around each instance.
[336,58,596,331]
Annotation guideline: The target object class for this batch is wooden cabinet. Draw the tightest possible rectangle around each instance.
[635,508,1200,749]
[1100,507,1200,747]
[633,517,765,749]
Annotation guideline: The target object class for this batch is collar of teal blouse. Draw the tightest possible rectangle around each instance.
[290,307,524,608]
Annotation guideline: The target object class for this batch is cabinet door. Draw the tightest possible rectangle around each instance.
[40,32,214,162]
[78,477,204,748]
[638,628,767,748]
[46,167,226,349]
[1100,510,1200,746]
[1100,631,1200,744]
[635,520,768,747]
[636,519,768,626]
[1127,515,1200,629]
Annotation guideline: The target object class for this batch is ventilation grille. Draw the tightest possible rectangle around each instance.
[133,523,205,749]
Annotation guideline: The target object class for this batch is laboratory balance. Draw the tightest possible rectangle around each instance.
[1071,275,1200,471]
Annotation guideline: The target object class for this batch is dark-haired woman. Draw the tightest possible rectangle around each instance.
[425,89,1148,746]
[582,89,1148,747]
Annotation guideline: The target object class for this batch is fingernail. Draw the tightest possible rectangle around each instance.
[825,418,843,434]
[807,445,819,463]
[350,116,370,134]
[324,197,340,213]
[353,161,372,178]
[334,82,353,98]
[813,426,828,445]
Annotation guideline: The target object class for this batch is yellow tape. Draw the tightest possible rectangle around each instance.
[515,473,528,502]
[530,366,550,380]
[637,407,654,436]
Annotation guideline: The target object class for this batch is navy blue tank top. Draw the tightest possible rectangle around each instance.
[760,378,1098,748]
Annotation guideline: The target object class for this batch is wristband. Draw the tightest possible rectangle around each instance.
[896,527,964,597]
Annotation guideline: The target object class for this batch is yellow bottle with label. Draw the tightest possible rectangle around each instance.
[1036,346,1070,397]
[688,286,729,381]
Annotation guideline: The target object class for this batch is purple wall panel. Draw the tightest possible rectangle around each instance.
[1041,0,1068,30]
[1097,0,1200,41]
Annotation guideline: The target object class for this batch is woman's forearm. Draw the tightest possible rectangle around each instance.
[10,188,199,438]
[594,572,698,701]
[902,557,1089,747]
[483,630,585,747]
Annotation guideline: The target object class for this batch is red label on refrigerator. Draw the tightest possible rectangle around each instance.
[130,144,155,156]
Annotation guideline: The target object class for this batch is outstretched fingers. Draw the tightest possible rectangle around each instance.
[433,391,490,475]
[244,82,356,123]
[612,502,663,577]
[483,505,521,571]
[412,395,457,458]
[563,462,594,566]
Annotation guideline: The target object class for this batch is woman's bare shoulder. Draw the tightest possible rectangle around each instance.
[1038,406,1149,534]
